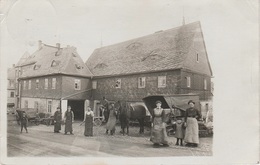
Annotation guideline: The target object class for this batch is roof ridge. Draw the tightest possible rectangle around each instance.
[93,21,200,51]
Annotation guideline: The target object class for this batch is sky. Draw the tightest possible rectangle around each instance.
[0,0,259,163]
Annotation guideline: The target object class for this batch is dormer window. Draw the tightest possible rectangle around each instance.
[33,65,41,70]
[72,52,77,57]
[51,60,60,67]
[75,64,84,69]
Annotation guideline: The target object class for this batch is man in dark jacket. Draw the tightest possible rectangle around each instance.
[101,97,109,123]
[20,112,28,133]
[64,106,74,135]
[54,107,62,133]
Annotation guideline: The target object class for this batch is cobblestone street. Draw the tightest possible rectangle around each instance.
[7,114,212,157]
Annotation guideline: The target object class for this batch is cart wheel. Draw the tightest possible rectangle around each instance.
[94,119,102,126]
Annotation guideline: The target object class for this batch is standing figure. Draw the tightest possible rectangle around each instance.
[184,100,201,147]
[105,102,117,135]
[64,106,74,135]
[20,112,28,133]
[101,97,109,123]
[174,116,185,146]
[150,100,169,148]
[53,107,62,133]
[83,106,94,136]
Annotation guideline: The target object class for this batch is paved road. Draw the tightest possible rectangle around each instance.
[7,114,212,157]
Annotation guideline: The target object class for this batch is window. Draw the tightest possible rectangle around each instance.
[158,76,166,88]
[52,78,56,89]
[23,81,26,90]
[47,100,52,113]
[186,77,191,88]
[9,80,14,88]
[44,78,48,89]
[34,101,39,110]
[115,79,121,88]
[24,100,28,108]
[204,79,207,90]
[10,92,14,97]
[74,79,81,90]
[138,77,146,88]
[28,80,31,89]
[36,79,39,89]
[92,80,97,89]
[196,53,199,62]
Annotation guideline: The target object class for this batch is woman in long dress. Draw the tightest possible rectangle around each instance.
[83,107,94,136]
[53,107,62,133]
[150,100,169,147]
[184,100,201,147]
[105,102,117,135]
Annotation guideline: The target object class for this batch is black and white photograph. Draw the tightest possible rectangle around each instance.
[0,0,258,164]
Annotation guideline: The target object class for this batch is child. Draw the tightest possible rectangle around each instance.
[175,116,185,146]
[20,112,28,133]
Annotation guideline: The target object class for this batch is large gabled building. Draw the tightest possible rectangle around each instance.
[18,41,93,120]
[86,21,213,117]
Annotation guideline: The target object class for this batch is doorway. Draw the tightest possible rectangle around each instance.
[68,100,85,121]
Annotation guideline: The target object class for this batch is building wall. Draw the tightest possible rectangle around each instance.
[92,70,181,101]
[61,75,92,100]
[21,97,60,115]
[21,75,62,99]
[180,70,212,101]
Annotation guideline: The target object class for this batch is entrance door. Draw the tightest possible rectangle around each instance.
[68,100,84,121]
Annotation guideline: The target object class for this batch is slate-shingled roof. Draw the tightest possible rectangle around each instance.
[86,21,210,77]
[20,44,93,78]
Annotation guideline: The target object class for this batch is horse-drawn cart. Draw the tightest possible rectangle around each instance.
[142,94,213,137]
[16,108,54,126]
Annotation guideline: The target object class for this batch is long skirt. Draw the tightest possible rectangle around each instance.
[65,120,73,133]
[84,115,93,136]
[184,117,199,144]
[54,122,61,132]
[150,117,168,144]
[175,123,185,139]
[106,110,116,131]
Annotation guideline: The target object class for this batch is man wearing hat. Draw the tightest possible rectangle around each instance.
[184,100,201,147]
[53,107,62,133]
[64,105,74,135]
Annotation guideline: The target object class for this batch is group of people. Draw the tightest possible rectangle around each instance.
[150,100,201,148]
[19,97,201,148]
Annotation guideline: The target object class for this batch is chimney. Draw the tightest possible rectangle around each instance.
[56,43,60,49]
[12,64,15,68]
[38,40,42,50]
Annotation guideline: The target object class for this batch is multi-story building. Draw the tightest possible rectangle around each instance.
[86,21,213,117]
[18,41,93,120]
[15,21,213,120]
[7,65,16,110]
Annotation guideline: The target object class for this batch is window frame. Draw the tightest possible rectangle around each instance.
[36,79,39,89]
[204,78,207,90]
[92,80,97,89]
[47,100,52,113]
[115,79,121,89]
[158,76,166,88]
[28,80,31,90]
[24,100,28,108]
[186,76,191,88]
[10,91,15,98]
[52,78,56,89]
[138,77,146,88]
[23,81,27,90]
[74,79,81,90]
[44,78,48,89]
